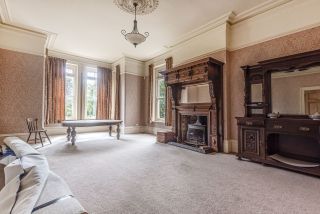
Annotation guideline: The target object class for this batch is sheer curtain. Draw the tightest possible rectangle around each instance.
[96,67,112,119]
[45,56,66,124]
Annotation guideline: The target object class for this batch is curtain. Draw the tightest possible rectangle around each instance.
[165,57,173,126]
[96,67,112,119]
[45,56,66,124]
[148,64,154,123]
[114,65,121,120]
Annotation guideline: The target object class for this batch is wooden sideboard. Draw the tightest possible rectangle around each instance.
[237,117,320,176]
[237,50,320,177]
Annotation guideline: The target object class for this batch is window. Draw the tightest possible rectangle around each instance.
[64,63,98,120]
[155,67,166,121]
[84,67,97,119]
[65,63,78,120]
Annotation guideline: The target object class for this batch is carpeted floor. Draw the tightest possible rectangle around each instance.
[38,133,320,214]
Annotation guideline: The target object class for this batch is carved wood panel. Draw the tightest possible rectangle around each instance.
[242,128,260,156]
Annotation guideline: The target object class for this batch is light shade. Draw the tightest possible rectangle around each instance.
[121,20,149,47]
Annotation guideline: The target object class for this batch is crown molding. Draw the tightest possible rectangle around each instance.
[164,12,234,49]
[0,23,47,56]
[230,0,293,24]
[0,22,47,38]
[0,0,10,22]
[48,49,111,68]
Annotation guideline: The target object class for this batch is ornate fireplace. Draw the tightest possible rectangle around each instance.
[161,57,224,153]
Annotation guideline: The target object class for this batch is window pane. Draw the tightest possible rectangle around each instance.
[158,98,165,119]
[87,71,97,78]
[158,79,165,98]
[65,76,75,120]
[85,77,97,119]
[66,68,73,75]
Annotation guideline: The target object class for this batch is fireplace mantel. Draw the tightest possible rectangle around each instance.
[161,57,224,152]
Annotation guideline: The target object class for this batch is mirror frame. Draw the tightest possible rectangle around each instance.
[242,49,320,118]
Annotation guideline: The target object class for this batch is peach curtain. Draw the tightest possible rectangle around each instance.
[148,64,154,123]
[114,65,121,120]
[165,57,173,126]
[96,67,112,119]
[45,56,66,124]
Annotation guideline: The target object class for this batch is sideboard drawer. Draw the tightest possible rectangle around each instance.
[237,118,264,127]
[267,121,319,136]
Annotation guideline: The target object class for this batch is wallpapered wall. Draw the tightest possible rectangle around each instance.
[229,26,320,141]
[125,73,146,127]
[0,48,44,134]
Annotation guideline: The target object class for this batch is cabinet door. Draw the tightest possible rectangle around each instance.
[240,127,263,159]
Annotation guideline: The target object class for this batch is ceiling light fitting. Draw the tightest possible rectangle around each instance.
[121,2,149,47]
[115,0,159,47]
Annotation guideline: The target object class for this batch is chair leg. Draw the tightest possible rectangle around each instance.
[34,132,37,144]
[38,132,44,147]
[44,132,52,144]
[26,133,31,143]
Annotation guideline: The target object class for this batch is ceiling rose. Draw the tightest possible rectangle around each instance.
[114,0,159,15]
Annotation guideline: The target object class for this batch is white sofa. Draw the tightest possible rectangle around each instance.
[0,137,87,214]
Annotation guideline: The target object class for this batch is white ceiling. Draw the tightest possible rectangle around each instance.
[4,0,270,62]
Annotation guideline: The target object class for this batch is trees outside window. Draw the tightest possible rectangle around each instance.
[155,67,166,121]
[84,67,97,119]
[65,63,77,120]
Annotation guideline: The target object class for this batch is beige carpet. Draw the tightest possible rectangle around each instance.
[38,133,320,214]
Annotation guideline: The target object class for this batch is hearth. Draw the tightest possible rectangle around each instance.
[169,114,213,154]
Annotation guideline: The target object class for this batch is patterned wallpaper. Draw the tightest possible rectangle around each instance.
[0,48,44,134]
[229,26,320,140]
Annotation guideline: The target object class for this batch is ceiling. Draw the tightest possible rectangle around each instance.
[3,0,270,62]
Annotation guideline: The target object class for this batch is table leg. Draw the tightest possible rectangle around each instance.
[71,127,76,145]
[67,126,71,141]
[117,124,120,140]
[109,125,112,137]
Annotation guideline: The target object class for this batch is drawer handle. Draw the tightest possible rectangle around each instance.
[299,127,310,132]
[246,121,253,126]
[273,125,283,129]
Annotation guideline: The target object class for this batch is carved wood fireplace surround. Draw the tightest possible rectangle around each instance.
[161,57,224,153]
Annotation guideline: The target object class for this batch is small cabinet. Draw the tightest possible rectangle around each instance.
[237,117,265,161]
[239,126,264,160]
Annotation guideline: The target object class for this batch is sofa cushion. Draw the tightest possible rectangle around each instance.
[35,171,73,207]
[4,159,24,185]
[4,137,39,158]
[0,155,17,165]
[11,155,49,214]
[0,174,21,214]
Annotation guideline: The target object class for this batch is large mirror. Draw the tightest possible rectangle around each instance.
[180,83,211,103]
[251,83,263,103]
[271,66,320,115]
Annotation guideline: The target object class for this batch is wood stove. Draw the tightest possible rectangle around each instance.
[186,116,207,146]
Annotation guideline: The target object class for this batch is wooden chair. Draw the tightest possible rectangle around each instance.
[26,118,52,147]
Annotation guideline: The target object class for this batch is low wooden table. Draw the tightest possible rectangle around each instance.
[61,120,122,145]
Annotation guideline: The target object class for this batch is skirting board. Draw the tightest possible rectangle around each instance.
[144,126,172,135]
[123,126,147,134]
[224,139,238,153]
